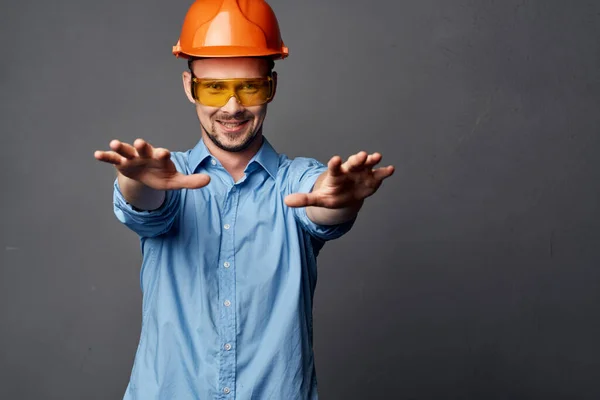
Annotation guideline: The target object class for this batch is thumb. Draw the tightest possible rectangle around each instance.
[171,173,211,190]
[284,193,320,208]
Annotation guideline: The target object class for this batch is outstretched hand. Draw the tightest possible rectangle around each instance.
[284,151,394,209]
[94,139,210,190]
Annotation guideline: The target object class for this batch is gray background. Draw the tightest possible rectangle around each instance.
[1,0,599,399]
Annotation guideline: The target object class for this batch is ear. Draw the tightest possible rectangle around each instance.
[270,71,278,102]
[182,70,196,104]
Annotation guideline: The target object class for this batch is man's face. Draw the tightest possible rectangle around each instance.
[183,57,274,153]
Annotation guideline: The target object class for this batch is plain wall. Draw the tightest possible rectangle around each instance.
[1,0,599,399]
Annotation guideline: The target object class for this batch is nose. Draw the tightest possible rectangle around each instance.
[221,95,244,114]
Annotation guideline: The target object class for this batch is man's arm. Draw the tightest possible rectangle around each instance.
[96,138,211,237]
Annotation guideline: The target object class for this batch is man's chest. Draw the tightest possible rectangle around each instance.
[167,179,304,273]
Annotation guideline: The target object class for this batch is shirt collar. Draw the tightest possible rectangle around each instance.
[188,136,279,179]
[188,138,212,172]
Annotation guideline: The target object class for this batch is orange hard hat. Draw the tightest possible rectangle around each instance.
[172,0,289,60]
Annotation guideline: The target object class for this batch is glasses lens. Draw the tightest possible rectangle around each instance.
[193,78,272,107]
[236,79,272,106]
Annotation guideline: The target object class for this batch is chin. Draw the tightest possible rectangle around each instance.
[212,131,258,153]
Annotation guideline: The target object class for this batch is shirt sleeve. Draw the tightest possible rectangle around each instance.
[113,178,181,238]
[289,157,356,242]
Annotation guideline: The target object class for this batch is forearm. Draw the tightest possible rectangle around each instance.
[305,172,363,226]
[117,172,165,211]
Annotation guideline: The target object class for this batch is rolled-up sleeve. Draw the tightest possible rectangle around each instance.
[113,178,181,238]
[289,158,356,242]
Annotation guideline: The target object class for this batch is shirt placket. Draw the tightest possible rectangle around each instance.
[218,184,239,399]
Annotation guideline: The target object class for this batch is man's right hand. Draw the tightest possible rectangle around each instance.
[94,138,210,191]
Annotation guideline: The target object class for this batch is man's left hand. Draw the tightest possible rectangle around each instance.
[285,151,395,210]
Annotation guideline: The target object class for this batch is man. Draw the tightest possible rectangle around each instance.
[94,0,394,398]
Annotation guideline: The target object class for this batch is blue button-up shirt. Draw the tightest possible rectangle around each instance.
[114,137,355,399]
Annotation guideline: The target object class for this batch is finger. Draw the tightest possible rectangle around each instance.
[343,151,368,173]
[154,148,172,161]
[109,140,138,159]
[94,150,125,165]
[284,193,321,208]
[364,152,382,168]
[327,156,344,177]
[372,165,395,180]
[170,173,211,190]
[134,138,154,159]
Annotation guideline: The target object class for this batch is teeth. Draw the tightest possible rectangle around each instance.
[220,121,245,128]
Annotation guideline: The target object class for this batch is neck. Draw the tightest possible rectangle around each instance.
[202,132,264,182]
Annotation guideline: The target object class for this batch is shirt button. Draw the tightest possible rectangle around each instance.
[224,224,230,230]
[224,343,232,351]
[223,387,231,394]
[211,159,217,166]
[224,300,231,307]
[223,262,230,268]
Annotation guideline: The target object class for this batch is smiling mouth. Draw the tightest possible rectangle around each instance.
[217,120,250,132]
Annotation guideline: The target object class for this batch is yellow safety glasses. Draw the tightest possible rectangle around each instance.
[191,76,275,107]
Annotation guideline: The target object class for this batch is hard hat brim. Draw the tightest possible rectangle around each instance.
[173,45,289,60]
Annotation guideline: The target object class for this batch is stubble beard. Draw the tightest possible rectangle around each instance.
[202,117,260,153]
